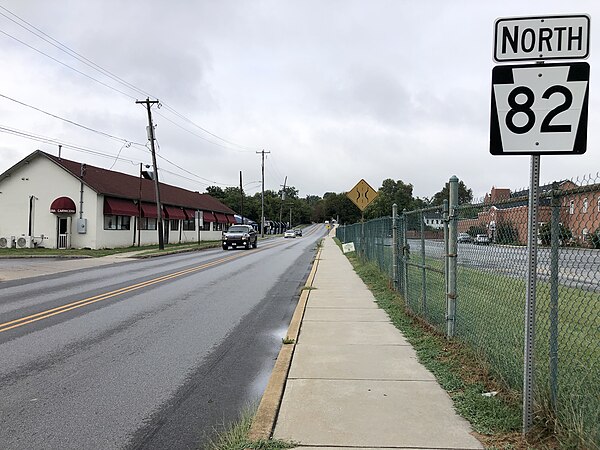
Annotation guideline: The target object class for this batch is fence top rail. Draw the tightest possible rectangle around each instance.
[403,205,444,215]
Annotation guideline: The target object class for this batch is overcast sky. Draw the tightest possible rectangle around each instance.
[1,0,599,201]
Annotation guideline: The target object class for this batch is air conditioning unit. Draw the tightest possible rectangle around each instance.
[16,236,33,248]
[0,236,15,248]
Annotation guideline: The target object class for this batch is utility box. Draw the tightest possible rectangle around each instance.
[77,218,87,234]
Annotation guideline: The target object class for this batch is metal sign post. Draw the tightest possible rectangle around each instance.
[490,14,590,436]
[523,154,540,433]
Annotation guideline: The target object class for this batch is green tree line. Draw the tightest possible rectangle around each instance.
[205,178,473,226]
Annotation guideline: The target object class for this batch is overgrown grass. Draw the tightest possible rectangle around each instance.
[203,407,295,450]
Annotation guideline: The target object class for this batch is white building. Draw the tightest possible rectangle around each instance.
[0,150,237,249]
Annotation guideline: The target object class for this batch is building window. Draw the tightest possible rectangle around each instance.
[138,218,157,230]
[583,198,588,213]
[104,215,131,230]
[202,222,211,231]
[170,219,179,231]
[182,219,195,231]
[213,222,226,231]
[569,200,575,215]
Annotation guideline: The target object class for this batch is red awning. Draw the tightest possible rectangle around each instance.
[104,197,137,216]
[226,215,236,224]
[184,209,196,220]
[202,211,216,222]
[164,205,186,220]
[214,212,228,223]
[140,202,159,218]
[50,196,77,214]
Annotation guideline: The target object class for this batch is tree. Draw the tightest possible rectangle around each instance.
[494,220,519,245]
[315,192,361,224]
[431,181,473,206]
[364,179,417,219]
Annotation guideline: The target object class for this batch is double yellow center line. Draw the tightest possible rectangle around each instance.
[0,252,242,334]
[0,231,321,335]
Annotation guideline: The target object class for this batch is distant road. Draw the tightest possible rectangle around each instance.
[408,239,600,292]
[0,224,327,449]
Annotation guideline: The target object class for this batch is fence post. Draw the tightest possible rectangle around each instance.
[447,176,458,338]
[443,199,449,300]
[549,183,560,412]
[420,210,427,315]
[402,209,409,303]
[392,204,398,291]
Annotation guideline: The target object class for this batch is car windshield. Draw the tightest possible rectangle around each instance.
[228,226,248,232]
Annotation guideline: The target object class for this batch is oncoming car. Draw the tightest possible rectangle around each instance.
[284,229,296,238]
[222,225,257,250]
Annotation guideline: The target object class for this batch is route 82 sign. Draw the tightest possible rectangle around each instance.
[490,62,589,155]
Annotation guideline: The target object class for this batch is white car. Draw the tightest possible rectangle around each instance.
[473,234,491,245]
[284,229,296,238]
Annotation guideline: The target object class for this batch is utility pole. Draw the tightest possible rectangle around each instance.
[256,149,270,237]
[239,171,244,224]
[279,175,287,233]
[136,98,164,250]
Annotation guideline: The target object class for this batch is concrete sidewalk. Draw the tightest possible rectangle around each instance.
[269,235,483,449]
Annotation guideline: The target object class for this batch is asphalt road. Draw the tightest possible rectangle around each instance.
[0,224,327,449]
[408,239,600,292]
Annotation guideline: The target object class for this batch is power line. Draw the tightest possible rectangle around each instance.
[158,104,258,151]
[0,124,145,165]
[154,111,253,152]
[0,28,137,100]
[0,92,145,146]
[0,6,151,100]
[0,5,260,152]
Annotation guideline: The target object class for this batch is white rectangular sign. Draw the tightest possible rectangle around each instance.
[494,15,590,62]
[490,62,589,155]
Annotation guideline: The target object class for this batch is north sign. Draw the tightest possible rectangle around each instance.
[490,62,589,155]
[494,15,590,62]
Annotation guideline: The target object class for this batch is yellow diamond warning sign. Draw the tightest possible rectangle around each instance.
[347,179,378,211]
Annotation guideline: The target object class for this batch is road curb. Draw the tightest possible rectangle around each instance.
[247,242,323,441]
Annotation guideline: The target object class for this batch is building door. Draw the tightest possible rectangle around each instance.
[57,217,69,249]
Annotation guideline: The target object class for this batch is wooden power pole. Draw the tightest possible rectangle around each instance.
[136,98,164,250]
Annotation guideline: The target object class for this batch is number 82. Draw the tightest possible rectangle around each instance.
[506,85,572,135]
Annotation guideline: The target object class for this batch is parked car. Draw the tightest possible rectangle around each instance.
[294,229,302,236]
[284,229,296,238]
[222,225,257,250]
[458,232,472,243]
[473,234,491,245]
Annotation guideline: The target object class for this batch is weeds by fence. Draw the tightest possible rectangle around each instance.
[337,175,600,449]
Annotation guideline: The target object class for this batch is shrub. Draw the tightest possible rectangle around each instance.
[494,221,519,245]
[539,222,573,246]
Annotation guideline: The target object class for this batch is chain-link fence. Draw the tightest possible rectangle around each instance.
[337,175,600,448]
